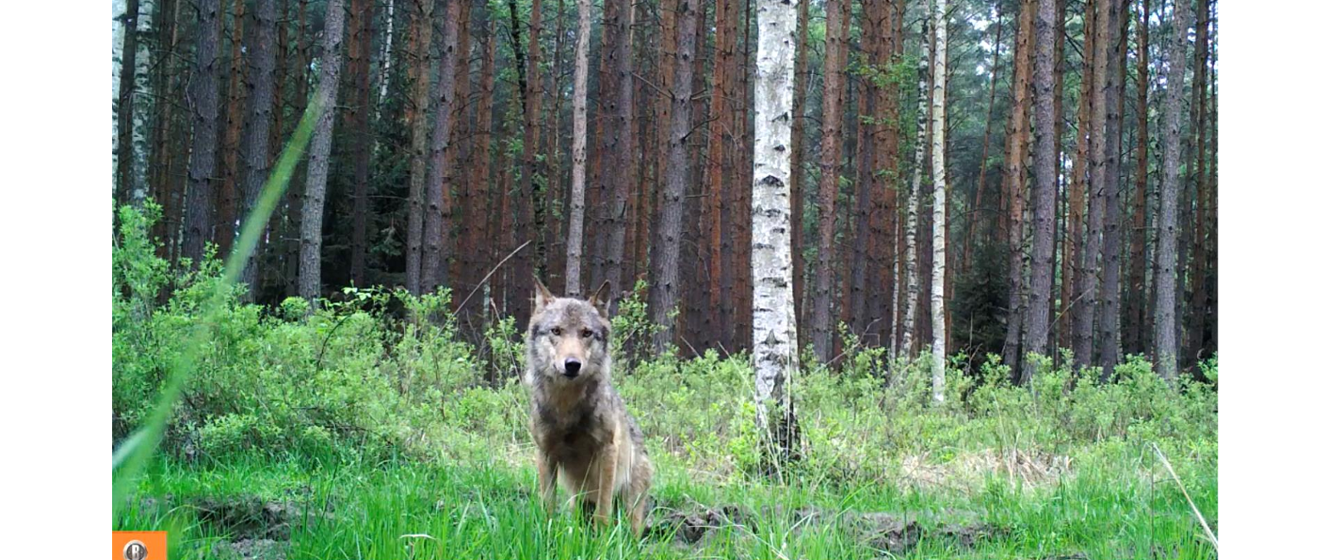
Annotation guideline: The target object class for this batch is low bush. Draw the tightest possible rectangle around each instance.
[113,204,1218,484]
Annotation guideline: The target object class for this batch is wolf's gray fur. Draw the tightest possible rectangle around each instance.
[524,278,653,534]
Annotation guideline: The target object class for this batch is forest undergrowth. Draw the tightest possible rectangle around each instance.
[113,205,1218,559]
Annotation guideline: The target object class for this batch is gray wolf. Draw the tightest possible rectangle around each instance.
[524,278,653,534]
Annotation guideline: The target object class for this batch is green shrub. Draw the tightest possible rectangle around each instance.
[113,203,1217,482]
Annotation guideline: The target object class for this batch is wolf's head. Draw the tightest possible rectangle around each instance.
[526,277,613,384]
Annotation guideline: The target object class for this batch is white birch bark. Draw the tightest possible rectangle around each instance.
[929,0,949,404]
[564,0,591,295]
[902,9,931,360]
[751,0,799,462]
[373,0,395,124]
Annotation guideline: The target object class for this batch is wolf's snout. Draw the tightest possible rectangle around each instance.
[563,358,582,377]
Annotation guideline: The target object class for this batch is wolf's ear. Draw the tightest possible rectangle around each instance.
[587,281,612,316]
[533,275,556,312]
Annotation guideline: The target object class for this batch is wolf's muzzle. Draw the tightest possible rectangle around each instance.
[563,358,582,378]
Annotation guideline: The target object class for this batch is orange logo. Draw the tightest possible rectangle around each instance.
[112,531,167,560]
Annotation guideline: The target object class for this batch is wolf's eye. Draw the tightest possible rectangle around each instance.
[551,327,563,336]
[580,329,593,339]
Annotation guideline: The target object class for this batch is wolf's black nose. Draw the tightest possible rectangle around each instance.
[563,358,582,377]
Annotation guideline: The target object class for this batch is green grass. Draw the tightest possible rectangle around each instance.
[116,438,1216,560]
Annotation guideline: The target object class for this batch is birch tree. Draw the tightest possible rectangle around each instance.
[564,0,591,295]
[929,0,949,403]
[1155,0,1191,384]
[298,0,346,301]
[751,0,800,465]
[901,8,931,360]
[115,0,141,207]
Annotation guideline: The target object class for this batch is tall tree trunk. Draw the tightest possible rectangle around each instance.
[183,0,222,266]
[1155,0,1190,384]
[702,0,736,345]
[564,0,591,296]
[1050,0,1065,351]
[148,0,179,247]
[1021,0,1057,382]
[421,0,463,293]
[810,0,847,363]
[462,4,497,316]
[733,0,756,354]
[298,0,347,301]
[404,0,434,294]
[930,0,949,403]
[1185,0,1211,369]
[238,0,279,298]
[218,0,247,257]
[1000,0,1034,373]
[1126,0,1149,355]
[347,0,375,286]
[964,1,1003,275]
[788,0,811,347]
[751,0,799,468]
[648,0,699,353]
[902,6,932,360]
[603,0,636,310]
[374,0,397,121]
[1061,0,1094,353]
[115,0,141,207]
[1099,0,1125,378]
[1072,0,1110,369]
[514,0,544,322]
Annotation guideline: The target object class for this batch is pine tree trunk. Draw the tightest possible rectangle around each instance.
[1061,0,1094,353]
[238,0,279,298]
[1126,0,1149,355]
[810,0,847,363]
[965,2,1002,275]
[115,0,141,207]
[148,0,178,247]
[421,0,463,293]
[183,0,222,266]
[462,5,497,316]
[1155,0,1190,384]
[788,0,811,346]
[514,0,544,321]
[297,0,346,302]
[404,0,434,294]
[1021,0,1057,382]
[347,0,375,287]
[217,0,246,257]
[603,0,635,310]
[648,0,699,353]
[564,0,591,296]
[1185,0,1211,369]
[929,0,949,403]
[701,0,736,346]
[1072,0,1110,369]
[1000,0,1033,373]
[751,0,799,467]
[1098,0,1125,378]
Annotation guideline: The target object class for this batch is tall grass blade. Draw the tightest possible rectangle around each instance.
[111,97,323,519]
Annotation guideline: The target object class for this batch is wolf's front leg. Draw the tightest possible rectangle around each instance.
[537,451,558,515]
[594,442,618,527]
